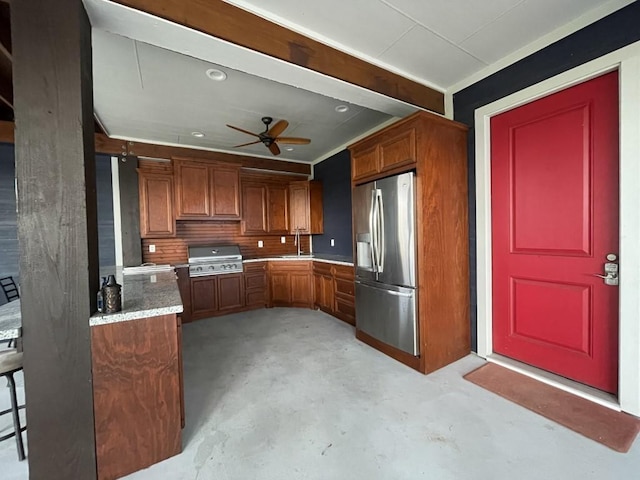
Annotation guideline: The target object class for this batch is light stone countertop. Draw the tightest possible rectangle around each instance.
[0,299,21,340]
[243,253,354,267]
[89,269,183,327]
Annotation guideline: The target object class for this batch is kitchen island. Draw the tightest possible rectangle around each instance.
[90,269,184,480]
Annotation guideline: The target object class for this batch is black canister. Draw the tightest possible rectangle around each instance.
[102,274,122,314]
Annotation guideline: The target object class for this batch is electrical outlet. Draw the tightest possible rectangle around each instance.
[149,244,156,253]
[258,240,264,248]
[281,236,286,244]
[330,239,335,247]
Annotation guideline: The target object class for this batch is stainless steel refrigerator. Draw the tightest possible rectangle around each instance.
[353,171,418,356]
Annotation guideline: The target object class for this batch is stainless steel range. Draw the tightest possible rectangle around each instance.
[188,245,243,277]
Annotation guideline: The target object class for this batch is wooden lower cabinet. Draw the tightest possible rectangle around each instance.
[190,276,218,318]
[313,262,355,325]
[176,261,350,320]
[269,261,313,308]
[244,262,268,308]
[333,264,355,325]
[92,313,182,480]
[188,273,245,320]
[218,274,244,311]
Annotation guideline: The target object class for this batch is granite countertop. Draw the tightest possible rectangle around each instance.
[90,269,183,327]
[0,299,21,340]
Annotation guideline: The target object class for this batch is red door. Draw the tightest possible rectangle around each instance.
[491,71,619,394]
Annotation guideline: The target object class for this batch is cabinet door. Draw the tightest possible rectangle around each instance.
[190,276,217,318]
[241,183,268,235]
[211,167,240,219]
[267,184,289,234]
[291,272,312,308]
[351,145,379,182]
[139,172,175,238]
[217,274,244,311]
[379,129,416,173]
[270,271,291,306]
[320,275,334,311]
[175,162,210,219]
[289,182,309,233]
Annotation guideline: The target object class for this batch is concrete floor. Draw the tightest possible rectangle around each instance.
[2,308,640,479]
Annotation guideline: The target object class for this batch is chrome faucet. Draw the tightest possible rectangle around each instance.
[294,227,301,256]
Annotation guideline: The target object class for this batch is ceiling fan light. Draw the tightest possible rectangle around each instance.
[205,68,227,81]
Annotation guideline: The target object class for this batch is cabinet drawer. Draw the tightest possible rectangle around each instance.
[245,273,266,289]
[312,262,332,276]
[333,264,354,279]
[246,289,266,307]
[335,294,355,325]
[335,278,354,297]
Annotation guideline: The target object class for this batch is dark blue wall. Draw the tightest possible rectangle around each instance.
[0,145,115,304]
[453,2,640,351]
[312,149,353,257]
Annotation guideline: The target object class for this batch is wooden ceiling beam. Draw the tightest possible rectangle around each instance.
[111,0,444,114]
[0,121,311,174]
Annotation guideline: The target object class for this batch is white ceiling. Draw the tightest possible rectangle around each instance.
[92,30,392,163]
[85,0,633,164]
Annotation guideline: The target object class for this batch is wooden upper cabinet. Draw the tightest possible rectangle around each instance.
[351,145,379,182]
[174,159,240,220]
[211,167,240,219]
[379,129,416,173]
[267,184,289,234]
[139,172,175,238]
[174,162,210,219]
[241,176,291,235]
[289,181,323,234]
[350,125,417,184]
[241,182,268,235]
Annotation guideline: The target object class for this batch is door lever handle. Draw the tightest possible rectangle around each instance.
[592,273,617,279]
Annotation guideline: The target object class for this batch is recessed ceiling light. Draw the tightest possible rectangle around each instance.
[284,147,294,151]
[205,68,227,81]
[335,105,349,113]
[191,131,205,138]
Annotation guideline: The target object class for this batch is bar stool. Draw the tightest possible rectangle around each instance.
[0,350,26,460]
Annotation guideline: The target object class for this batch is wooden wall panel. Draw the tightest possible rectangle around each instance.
[91,314,181,480]
[141,221,310,264]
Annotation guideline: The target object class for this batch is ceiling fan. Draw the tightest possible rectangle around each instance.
[226,116,311,156]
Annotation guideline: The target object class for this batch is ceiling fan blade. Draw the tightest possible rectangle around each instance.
[233,140,262,148]
[267,119,288,138]
[275,137,311,145]
[268,142,281,156]
[226,124,260,137]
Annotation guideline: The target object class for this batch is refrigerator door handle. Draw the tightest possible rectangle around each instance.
[369,188,378,273]
[376,189,384,273]
[355,280,413,297]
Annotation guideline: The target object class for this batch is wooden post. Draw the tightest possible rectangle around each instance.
[11,1,98,478]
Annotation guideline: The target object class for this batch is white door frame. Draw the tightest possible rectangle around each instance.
[474,41,640,416]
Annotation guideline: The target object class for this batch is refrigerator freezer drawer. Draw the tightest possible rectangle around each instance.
[355,280,418,356]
